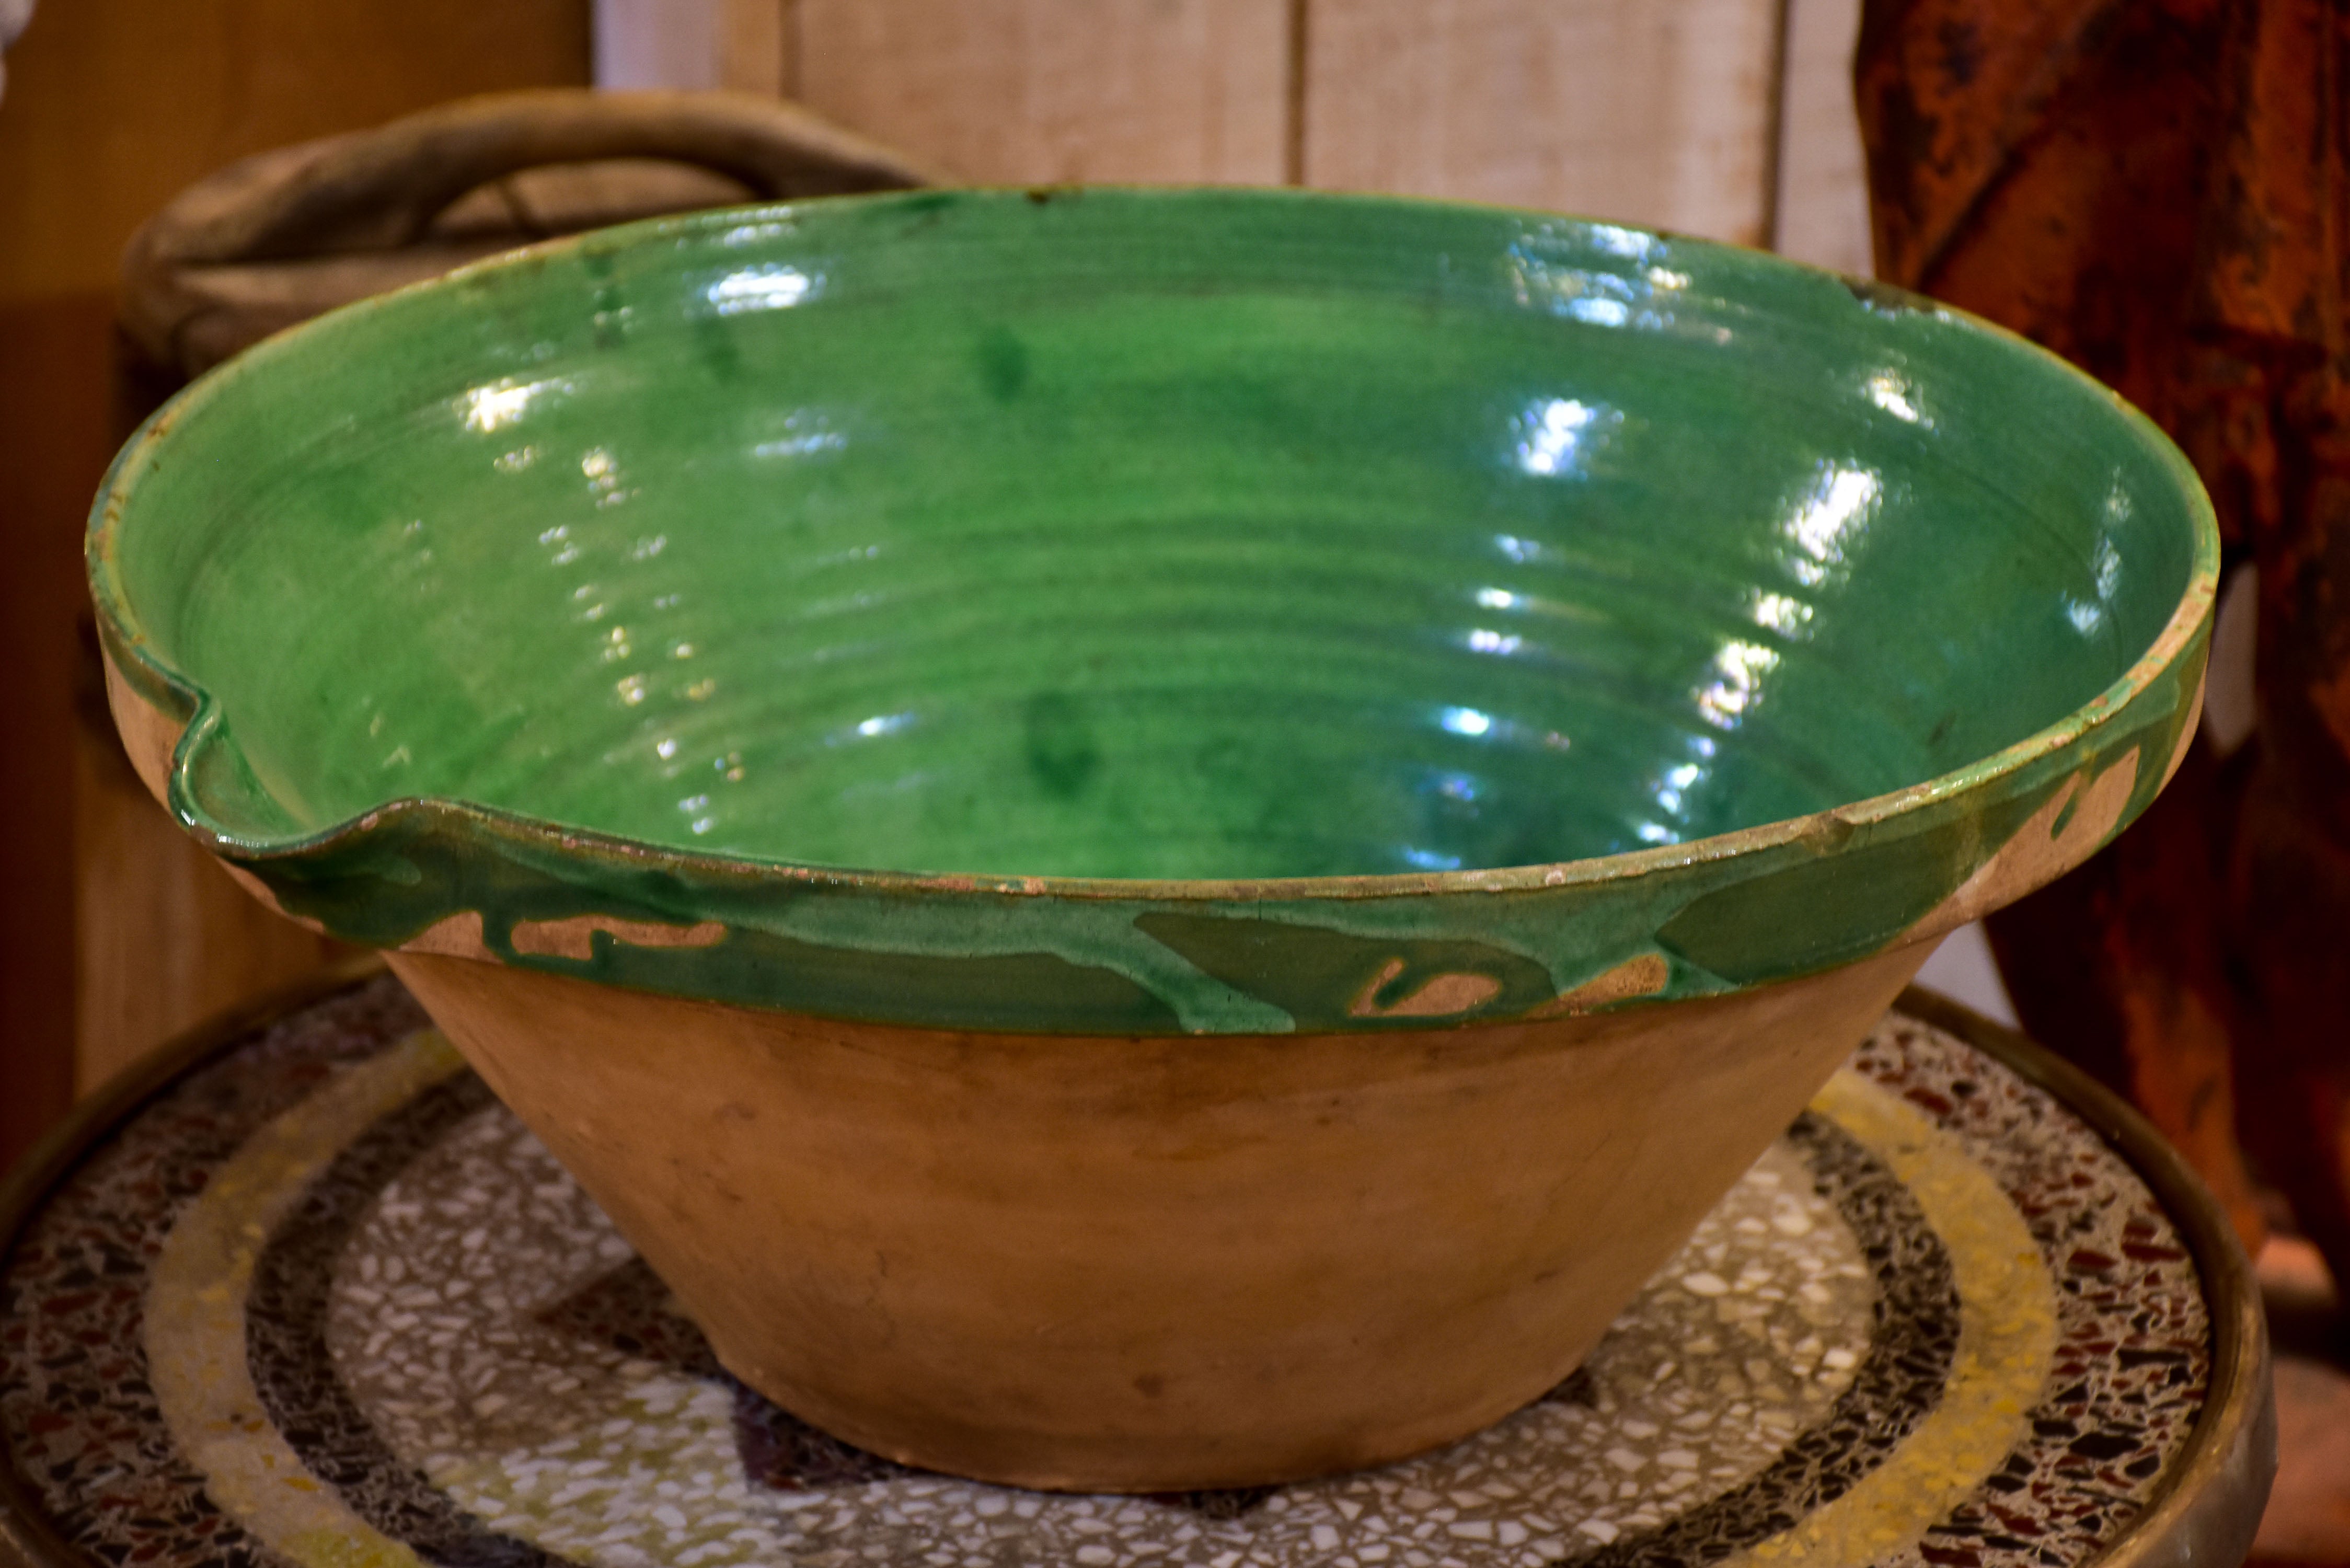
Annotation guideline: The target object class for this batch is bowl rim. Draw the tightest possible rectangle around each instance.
[88,183,2223,908]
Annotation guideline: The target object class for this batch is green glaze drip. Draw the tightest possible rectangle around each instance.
[89,188,2219,1035]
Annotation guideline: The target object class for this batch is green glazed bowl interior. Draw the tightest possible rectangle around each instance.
[92,187,2216,1034]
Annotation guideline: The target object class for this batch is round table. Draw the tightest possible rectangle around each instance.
[0,969,2272,1568]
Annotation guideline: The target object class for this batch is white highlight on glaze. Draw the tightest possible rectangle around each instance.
[753,411,846,459]
[720,219,795,247]
[1652,762,1705,816]
[1749,590,1814,637]
[705,263,818,315]
[2064,533,2126,636]
[1439,706,1493,737]
[1864,369,1927,425]
[1466,627,1523,656]
[1516,397,1620,478]
[459,377,572,434]
[1587,223,1661,261]
[1780,463,1883,588]
[1696,640,1782,731]
[1638,733,1718,847]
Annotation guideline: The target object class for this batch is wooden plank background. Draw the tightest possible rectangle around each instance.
[792,0,1292,186]
[601,0,1874,253]
[1300,0,1785,245]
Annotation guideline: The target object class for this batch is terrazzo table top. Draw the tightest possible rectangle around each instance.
[0,970,2271,1568]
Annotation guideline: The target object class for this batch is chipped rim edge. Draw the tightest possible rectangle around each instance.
[86,185,2221,906]
[1894,984,2276,1568]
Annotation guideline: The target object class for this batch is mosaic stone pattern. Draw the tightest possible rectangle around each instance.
[0,976,433,1568]
[0,976,2215,1568]
[1850,1021,2213,1568]
[305,1102,1922,1568]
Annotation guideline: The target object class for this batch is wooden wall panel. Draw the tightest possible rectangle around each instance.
[1300,0,1785,245]
[0,0,589,1144]
[0,0,590,299]
[0,295,106,1167]
[721,0,788,96]
[1773,0,1874,274]
[792,0,1290,185]
[594,0,785,96]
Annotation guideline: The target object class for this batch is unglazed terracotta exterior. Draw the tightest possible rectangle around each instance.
[89,188,2219,1488]
[387,943,1926,1489]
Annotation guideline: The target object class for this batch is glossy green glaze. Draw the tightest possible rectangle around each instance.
[90,188,2217,1034]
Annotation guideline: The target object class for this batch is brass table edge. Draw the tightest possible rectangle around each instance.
[1893,984,2276,1568]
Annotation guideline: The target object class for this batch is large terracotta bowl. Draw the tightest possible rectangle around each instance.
[90,188,2217,1491]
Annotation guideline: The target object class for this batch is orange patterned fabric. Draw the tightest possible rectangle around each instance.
[1860,0,2350,1283]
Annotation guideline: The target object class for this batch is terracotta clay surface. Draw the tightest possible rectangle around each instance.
[387,943,1924,1490]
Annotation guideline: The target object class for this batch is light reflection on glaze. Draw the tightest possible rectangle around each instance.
[1749,590,1814,637]
[1650,465,1885,766]
[1504,226,1730,343]
[1638,734,1720,847]
[581,448,634,510]
[1780,463,1884,589]
[1695,639,1783,732]
[752,410,845,459]
[704,264,819,315]
[1465,627,1523,655]
[1472,582,1603,630]
[1866,368,1928,425]
[2065,483,2137,637]
[2066,535,2126,635]
[1514,397,1619,477]
[1653,761,1704,815]
[1583,223,1661,261]
[458,376,573,434]
[720,220,796,248]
